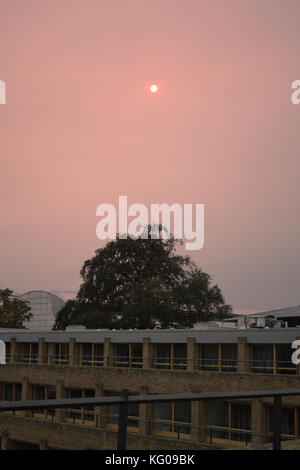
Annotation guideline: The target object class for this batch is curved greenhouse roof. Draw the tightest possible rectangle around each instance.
[18,290,76,331]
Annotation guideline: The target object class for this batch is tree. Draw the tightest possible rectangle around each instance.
[53,227,232,330]
[0,288,32,328]
[54,300,114,330]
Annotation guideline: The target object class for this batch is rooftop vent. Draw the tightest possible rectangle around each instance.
[65,325,86,331]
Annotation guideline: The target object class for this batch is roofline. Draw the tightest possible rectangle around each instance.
[18,290,68,303]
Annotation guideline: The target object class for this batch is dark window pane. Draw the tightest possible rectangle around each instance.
[276,345,296,374]
[115,344,129,366]
[267,407,296,436]
[155,344,171,369]
[221,344,237,371]
[251,345,273,373]
[174,344,187,369]
[174,401,191,423]
[231,404,251,430]
[153,402,172,421]
[206,401,228,427]
[200,345,219,370]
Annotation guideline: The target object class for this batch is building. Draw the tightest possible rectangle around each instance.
[0,327,300,450]
[18,290,75,331]
[228,305,300,329]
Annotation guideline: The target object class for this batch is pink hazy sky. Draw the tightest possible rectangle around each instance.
[1,0,300,312]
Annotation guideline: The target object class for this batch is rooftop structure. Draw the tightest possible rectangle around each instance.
[18,290,75,331]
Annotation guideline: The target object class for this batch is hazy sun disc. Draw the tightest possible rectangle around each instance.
[150,84,158,93]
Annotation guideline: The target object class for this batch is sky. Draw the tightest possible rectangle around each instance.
[1,0,300,313]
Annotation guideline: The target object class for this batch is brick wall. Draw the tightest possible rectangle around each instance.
[1,363,300,449]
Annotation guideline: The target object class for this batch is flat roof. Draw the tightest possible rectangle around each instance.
[241,305,300,319]
[1,327,300,344]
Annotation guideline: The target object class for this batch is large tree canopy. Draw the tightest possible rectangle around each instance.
[0,288,32,328]
[54,228,231,330]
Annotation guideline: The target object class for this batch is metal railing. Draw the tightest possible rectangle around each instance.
[1,389,300,450]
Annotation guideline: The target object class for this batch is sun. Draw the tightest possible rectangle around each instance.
[150,84,158,93]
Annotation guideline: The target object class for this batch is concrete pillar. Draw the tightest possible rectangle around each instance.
[39,439,48,450]
[139,386,150,435]
[38,338,47,364]
[187,337,199,371]
[22,377,32,418]
[10,337,17,362]
[104,338,114,367]
[143,337,154,369]
[190,387,206,442]
[1,432,9,450]
[94,383,105,428]
[251,399,267,448]
[237,337,251,373]
[191,400,201,441]
[55,379,66,422]
[69,337,78,366]
[0,432,19,450]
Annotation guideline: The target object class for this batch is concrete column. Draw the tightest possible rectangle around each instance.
[191,400,201,441]
[10,337,17,362]
[22,377,32,417]
[94,383,105,428]
[104,338,114,367]
[69,337,78,366]
[1,432,9,450]
[1,432,19,450]
[139,386,150,435]
[39,439,48,450]
[251,399,267,448]
[143,337,154,369]
[237,337,251,373]
[38,338,46,364]
[187,337,199,371]
[190,387,205,442]
[55,379,66,422]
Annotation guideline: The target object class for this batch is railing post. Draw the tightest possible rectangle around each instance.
[273,395,282,450]
[117,389,129,450]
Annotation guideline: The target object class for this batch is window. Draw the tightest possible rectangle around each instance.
[65,388,95,425]
[18,343,38,363]
[106,390,139,431]
[80,343,104,366]
[31,385,56,420]
[276,345,296,375]
[151,401,191,439]
[5,343,10,362]
[206,401,251,444]
[1,383,22,401]
[0,382,22,415]
[199,345,219,371]
[153,344,187,370]
[251,345,274,374]
[267,406,300,440]
[113,344,143,368]
[50,343,69,365]
[221,344,237,372]
[173,344,187,370]
[114,344,129,368]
